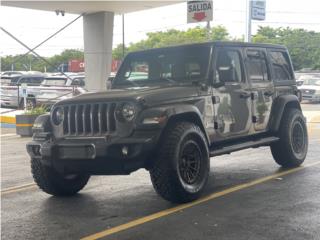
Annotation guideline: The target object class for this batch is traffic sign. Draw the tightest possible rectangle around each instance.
[251,0,266,21]
[21,83,28,97]
[187,1,213,23]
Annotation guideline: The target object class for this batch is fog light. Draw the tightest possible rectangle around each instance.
[122,146,129,156]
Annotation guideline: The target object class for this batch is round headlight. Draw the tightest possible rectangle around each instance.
[52,107,64,125]
[121,102,136,122]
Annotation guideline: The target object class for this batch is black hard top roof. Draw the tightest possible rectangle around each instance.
[128,41,287,55]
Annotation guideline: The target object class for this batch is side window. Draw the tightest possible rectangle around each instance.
[269,51,293,81]
[215,49,243,83]
[28,78,40,85]
[125,61,149,81]
[34,77,44,84]
[19,78,28,84]
[246,50,270,82]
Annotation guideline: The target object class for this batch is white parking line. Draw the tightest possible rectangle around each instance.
[0,133,17,137]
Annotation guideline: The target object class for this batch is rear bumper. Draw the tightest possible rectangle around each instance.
[27,132,159,175]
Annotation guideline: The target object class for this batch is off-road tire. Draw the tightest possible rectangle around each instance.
[150,122,209,203]
[31,157,90,196]
[271,108,308,168]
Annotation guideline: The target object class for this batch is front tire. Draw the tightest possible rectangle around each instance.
[150,122,210,203]
[271,108,308,168]
[31,157,90,196]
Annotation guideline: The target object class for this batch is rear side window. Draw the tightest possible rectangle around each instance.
[269,51,294,81]
[245,49,270,82]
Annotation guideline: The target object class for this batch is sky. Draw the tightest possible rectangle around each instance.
[1,0,320,57]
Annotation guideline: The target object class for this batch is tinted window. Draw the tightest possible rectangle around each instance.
[215,49,243,83]
[269,51,293,81]
[246,50,270,82]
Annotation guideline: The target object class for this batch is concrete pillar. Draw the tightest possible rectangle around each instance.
[83,11,114,92]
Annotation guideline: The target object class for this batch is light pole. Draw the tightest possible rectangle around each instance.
[245,0,252,42]
[122,14,125,59]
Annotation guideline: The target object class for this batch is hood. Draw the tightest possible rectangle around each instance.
[57,85,201,106]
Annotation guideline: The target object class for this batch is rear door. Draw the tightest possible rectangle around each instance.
[245,48,274,132]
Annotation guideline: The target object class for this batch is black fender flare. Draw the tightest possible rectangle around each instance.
[32,113,52,135]
[268,94,301,133]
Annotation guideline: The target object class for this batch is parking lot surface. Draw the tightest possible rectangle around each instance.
[1,104,320,240]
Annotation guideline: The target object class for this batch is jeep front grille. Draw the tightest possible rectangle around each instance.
[62,103,116,136]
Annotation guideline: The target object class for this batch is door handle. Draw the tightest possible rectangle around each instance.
[239,92,251,99]
[264,91,274,97]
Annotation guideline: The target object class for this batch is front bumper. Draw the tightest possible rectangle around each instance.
[302,94,320,102]
[27,133,159,175]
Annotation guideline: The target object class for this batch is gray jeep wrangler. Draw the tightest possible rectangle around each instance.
[27,42,308,203]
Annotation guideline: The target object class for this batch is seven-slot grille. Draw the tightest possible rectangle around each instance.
[62,103,116,136]
[302,89,316,95]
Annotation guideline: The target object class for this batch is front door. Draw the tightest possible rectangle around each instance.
[245,48,274,131]
[212,47,252,141]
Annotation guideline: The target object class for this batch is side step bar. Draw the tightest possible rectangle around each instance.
[210,136,279,157]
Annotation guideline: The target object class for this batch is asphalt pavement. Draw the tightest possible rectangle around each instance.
[1,104,320,240]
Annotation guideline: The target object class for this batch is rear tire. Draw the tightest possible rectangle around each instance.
[271,108,308,168]
[31,157,90,196]
[150,122,209,203]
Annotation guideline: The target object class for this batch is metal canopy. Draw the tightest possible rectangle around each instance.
[2,1,183,14]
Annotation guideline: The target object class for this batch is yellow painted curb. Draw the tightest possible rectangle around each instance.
[16,123,33,127]
[0,116,16,124]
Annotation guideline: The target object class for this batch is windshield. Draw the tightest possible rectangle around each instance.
[42,78,67,86]
[304,79,320,86]
[112,45,211,88]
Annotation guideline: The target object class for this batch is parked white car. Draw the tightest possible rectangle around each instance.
[299,78,320,102]
[36,75,86,107]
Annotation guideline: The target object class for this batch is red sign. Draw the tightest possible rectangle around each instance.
[111,60,122,72]
[187,1,213,23]
[68,59,85,72]
[68,59,121,73]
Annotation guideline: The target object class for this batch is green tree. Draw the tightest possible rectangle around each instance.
[253,27,320,70]
[113,25,230,60]
[47,49,84,72]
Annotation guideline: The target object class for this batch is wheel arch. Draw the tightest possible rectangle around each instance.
[162,105,209,145]
[32,113,52,136]
[268,94,302,133]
